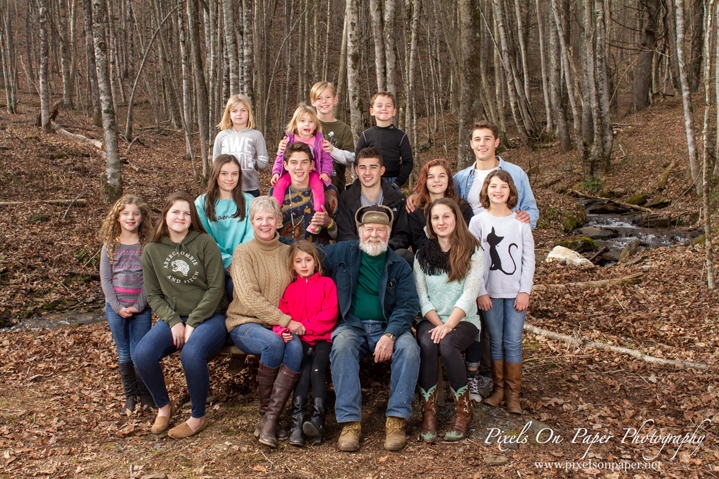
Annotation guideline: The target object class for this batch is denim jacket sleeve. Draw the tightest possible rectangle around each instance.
[384,256,419,339]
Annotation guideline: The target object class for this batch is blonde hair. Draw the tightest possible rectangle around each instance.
[218,94,256,130]
[249,196,281,223]
[310,82,337,102]
[98,194,154,263]
[285,103,322,135]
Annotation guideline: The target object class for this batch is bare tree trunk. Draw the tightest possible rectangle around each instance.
[369,0,386,91]
[346,0,362,142]
[702,0,715,289]
[39,0,51,133]
[479,12,497,125]
[322,0,331,80]
[177,11,197,177]
[536,0,551,131]
[406,0,420,176]
[548,4,570,152]
[582,0,602,178]
[242,0,254,104]
[222,0,240,95]
[458,0,479,169]
[513,0,530,104]
[92,0,122,203]
[337,13,348,114]
[82,0,101,125]
[688,0,704,91]
[0,0,17,113]
[57,0,74,108]
[383,0,397,96]
[632,0,660,111]
[551,0,581,147]
[595,0,612,167]
[187,0,210,177]
[715,1,719,176]
[676,0,702,192]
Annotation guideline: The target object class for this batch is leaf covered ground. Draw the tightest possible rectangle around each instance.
[1,95,718,478]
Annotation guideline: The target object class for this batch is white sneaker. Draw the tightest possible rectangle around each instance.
[468,376,482,402]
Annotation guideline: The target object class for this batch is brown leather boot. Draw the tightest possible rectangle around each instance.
[504,362,522,415]
[419,385,438,443]
[253,363,288,440]
[483,360,505,407]
[258,364,301,448]
[444,385,473,441]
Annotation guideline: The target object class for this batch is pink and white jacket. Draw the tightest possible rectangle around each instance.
[273,273,339,345]
[271,131,333,186]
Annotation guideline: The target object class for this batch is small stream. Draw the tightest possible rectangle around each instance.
[579,200,700,264]
[1,308,106,332]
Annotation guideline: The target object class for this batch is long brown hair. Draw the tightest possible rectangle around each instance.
[413,159,461,209]
[479,170,518,210]
[425,198,480,282]
[151,191,208,243]
[287,240,323,281]
[98,194,154,263]
[202,155,246,222]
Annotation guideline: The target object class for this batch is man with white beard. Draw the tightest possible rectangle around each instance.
[316,205,419,453]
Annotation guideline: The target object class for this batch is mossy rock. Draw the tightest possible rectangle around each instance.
[24,135,39,140]
[627,193,648,205]
[692,235,705,245]
[561,211,587,233]
[556,236,597,253]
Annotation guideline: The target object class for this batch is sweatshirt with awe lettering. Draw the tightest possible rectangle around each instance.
[212,128,269,192]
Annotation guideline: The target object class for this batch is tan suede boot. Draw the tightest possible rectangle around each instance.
[483,360,505,407]
[504,362,522,415]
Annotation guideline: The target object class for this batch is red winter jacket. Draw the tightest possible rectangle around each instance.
[273,273,339,345]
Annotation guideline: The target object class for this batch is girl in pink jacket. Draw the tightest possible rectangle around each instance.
[273,240,338,446]
[270,104,334,234]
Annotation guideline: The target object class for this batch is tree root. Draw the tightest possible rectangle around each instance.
[531,272,644,291]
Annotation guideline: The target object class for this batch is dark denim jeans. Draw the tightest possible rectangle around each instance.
[483,298,526,363]
[105,304,152,364]
[133,312,227,418]
[330,320,420,423]
[382,176,402,192]
[229,322,303,372]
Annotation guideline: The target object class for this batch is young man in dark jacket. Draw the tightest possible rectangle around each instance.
[336,147,413,265]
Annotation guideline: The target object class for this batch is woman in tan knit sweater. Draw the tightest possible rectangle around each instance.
[226,196,305,448]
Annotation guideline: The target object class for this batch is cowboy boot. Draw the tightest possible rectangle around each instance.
[253,363,288,440]
[504,362,523,415]
[302,397,327,445]
[258,364,301,448]
[444,385,473,441]
[483,360,505,407]
[134,366,155,410]
[118,362,138,416]
[418,385,438,443]
[288,395,307,447]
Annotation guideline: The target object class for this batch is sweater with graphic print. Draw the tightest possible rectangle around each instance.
[212,128,269,192]
[142,230,228,329]
[195,193,254,268]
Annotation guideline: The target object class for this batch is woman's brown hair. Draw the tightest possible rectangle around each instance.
[287,240,323,280]
[202,154,246,222]
[151,191,208,243]
[479,170,518,210]
[412,159,461,209]
[425,198,480,282]
[98,194,154,262]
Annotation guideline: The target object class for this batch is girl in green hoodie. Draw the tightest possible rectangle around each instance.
[133,191,228,439]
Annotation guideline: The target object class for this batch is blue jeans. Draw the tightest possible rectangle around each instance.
[105,304,152,364]
[133,313,228,418]
[382,176,402,192]
[229,322,303,372]
[330,320,420,423]
[483,298,526,363]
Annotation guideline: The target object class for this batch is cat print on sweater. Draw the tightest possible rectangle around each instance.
[487,227,517,275]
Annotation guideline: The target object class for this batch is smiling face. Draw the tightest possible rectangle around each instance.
[218,161,240,195]
[426,165,449,197]
[311,88,338,116]
[487,176,511,206]
[358,223,389,256]
[429,203,456,239]
[165,200,192,239]
[296,114,317,139]
[355,156,385,189]
[293,250,316,278]
[470,128,500,166]
[230,104,249,129]
[118,203,142,234]
[284,151,314,187]
[251,209,279,241]
[369,95,397,123]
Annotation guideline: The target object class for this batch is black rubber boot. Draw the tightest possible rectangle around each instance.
[118,362,138,416]
[134,366,155,410]
[302,397,326,445]
[288,395,307,447]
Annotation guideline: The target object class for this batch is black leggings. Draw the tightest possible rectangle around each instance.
[293,340,332,402]
[417,320,478,391]
[465,312,491,376]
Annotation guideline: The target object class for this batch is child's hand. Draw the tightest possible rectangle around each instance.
[281,332,292,343]
[321,139,333,153]
[514,292,529,312]
[319,173,330,183]
[477,295,492,311]
[277,137,289,155]
[118,307,133,319]
[271,173,280,186]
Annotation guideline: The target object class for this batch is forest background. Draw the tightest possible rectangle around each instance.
[0,0,718,477]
